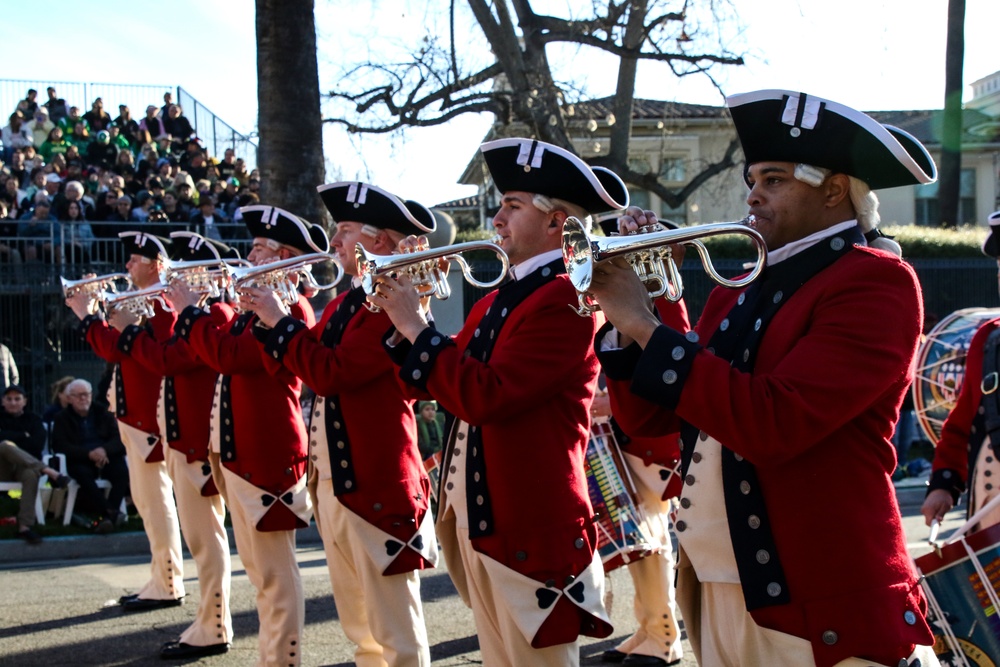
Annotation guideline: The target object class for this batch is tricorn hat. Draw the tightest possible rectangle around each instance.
[481,138,628,215]
[981,211,1000,258]
[169,231,241,262]
[240,205,329,254]
[317,181,435,236]
[119,231,170,260]
[726,90,937,190]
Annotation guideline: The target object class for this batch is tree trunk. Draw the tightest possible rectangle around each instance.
[255,0,327,227]
[937,0,965,227]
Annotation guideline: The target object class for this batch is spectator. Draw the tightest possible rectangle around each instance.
[247,177,260,195]
[0,384,46,459]
[189,195,226,240]
[139,105,168,144]
[57,106,86,136]
[216,148,237,182]
[1,112,33,162]
[26,107,54,149]
[216,177,239,213]
[0,201,20,263]
[130,191,154,222]
[48,153,68,179]
[51,378,130,533]
[163,105,194,146]
[7,150,29,188]
[160,189,189,224]
[112,147,136,177]
[82,98,112,133]
[112,105,142,149]
[156,157,177,186]
[42,87,69,124]
[67,122,91,152]
[186,151,209,183]
[38,126,70,162]
[92,188,119,222]
[1,176,25,214]
[231,157,249,185]
[415,400,445,460]
[0,343,18,388]
[174,175,196,209]
[58,199,96,263]
[107,124,130,152]
[17,197,59,262]
[146,176,167,202]
[42,376,75,428]
[160,91,173,119]
[86,130,119,170]
[135,143,158,182]
[21,145,43,171]
[56,180,93,220]
[108,195,136,222]
[22,170,47,207]
[19,89,39,119]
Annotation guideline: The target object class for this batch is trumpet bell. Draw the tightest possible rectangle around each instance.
[562,219,596,294]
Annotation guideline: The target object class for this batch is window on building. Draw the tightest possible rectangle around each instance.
[914,169,976,225]
[628,188,650,211]
[659,157,686,183]
[660,198,687,226]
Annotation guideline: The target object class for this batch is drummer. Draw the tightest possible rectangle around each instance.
[588,90,939,666]
[922,210,1000,531]
[372,138,625,665]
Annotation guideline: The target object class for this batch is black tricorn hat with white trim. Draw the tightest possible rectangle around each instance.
[168,231,241,262]
[726,90,937,190]
[481,138,629,214]
[981,211,1000,258]
[240,205,329,254]
[317,181,435,236]
[118,230,170,260]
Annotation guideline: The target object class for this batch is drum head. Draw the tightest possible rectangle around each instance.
[914,308,1000,443]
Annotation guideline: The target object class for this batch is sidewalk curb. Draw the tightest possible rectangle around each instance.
[0,524,322,566]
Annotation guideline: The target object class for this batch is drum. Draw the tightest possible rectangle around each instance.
[915,521,1000,665]
[914,308,1000,443]
[585,421,656,573]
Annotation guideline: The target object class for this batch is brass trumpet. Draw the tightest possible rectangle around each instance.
[561,216,767,316]
[356,236,509,313]
[60,272,131,299]
[230,253,344,309]
[161,258,252,301]
[104,285,174,319]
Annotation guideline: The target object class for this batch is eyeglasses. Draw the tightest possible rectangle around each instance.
[68,392,92,398]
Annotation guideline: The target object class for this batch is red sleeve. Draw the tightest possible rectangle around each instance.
[127,328,204,376]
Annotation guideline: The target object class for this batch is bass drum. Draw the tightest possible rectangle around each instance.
[914,308,1000,443]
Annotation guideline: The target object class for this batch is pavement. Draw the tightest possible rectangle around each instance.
[0,478,963,666]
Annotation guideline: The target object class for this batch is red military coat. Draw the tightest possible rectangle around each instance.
[929,318,1000,499]
[117,305,228,495]
[262,286,434,574]
[178,296,313,531]
[605,243,933,667]
[81,300,176,459]
[387,265,612,647]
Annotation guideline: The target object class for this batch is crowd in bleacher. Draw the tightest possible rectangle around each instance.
[0,86,259,266]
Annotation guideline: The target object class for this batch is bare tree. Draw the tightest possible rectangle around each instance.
[937,0,966,227]
[325,0,745,208]
[256,0,327,225]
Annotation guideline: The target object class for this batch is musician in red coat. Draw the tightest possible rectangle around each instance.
[923,210,1000,532]
[169,206,322,667]
[243,182,438,667]
[373,139,628,666]
[110,232,241,659]
[588,90,940,667]
[65,231,185,612]
[595,296,689,667]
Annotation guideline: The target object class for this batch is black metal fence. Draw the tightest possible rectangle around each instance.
[2,254,997,413]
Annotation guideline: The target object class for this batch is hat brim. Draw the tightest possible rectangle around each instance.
[118,231,170,259]
[169,232,241,261]
[726,90,937,190]
[317,182,435,236]
[240,205,329,254]
[481,138,628,214]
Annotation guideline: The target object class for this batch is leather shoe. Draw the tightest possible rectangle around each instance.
[121,597,183,613]
[119,593,139,604]
[602,649,628,663]
[623,655,681,666]
[51,474,71,489]
[17,527,42,545]
[160,642,230,660]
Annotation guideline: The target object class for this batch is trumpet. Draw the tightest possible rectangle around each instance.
[561,216,767,316]
[104,285,174,319]
[230,253,344,309]
[161,258,251,301]
[61,272,131,299]
[356,236,509,313]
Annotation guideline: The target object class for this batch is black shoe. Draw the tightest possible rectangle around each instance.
[622,655,680,666]
[119,593,139,604]
[17,527,42,545]
[50,474,71,489]
[602,649,628,664]
[160,642,230,660]
[95,518,114,534]
[121,597,183,613]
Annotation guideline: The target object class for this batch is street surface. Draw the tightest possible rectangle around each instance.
[0,485,961,666]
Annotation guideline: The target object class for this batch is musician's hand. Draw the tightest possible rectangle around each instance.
[589,256,660,349]
[66,292,97,320]
[243,286,288,328]
[108,307,139,332]
[397,235,428,254]
[591,390,612,419]
[164,280,199,313]
[373,273,429,343]
[921,489,955,527]
[618,207,660,234]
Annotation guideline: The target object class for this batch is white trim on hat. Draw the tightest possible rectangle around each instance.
[989,211,1000,227]
[317,181,435,233]
[118,230,169,258]
[169,231,222,261]
[241,204,326,253]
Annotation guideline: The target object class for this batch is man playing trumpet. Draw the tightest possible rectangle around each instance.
[242,182,439,667]
[168,206,323,667]
[374,138,626,666]
[65,231,186,612]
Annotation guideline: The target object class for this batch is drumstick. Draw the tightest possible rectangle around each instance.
[928,518,940,544]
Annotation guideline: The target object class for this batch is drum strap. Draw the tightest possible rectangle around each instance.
[679,224,862,610]
[980,327,1000,445]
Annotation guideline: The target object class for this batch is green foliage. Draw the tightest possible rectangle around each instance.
[884,224,988,259]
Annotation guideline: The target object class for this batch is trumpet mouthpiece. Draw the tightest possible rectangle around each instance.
[742,215,757,228]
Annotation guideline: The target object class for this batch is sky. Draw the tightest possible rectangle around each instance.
[1,0,995,206]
